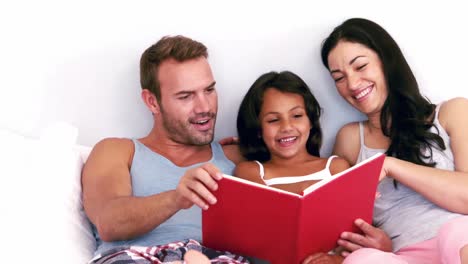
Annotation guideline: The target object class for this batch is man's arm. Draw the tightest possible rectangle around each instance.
[82,138,221,242]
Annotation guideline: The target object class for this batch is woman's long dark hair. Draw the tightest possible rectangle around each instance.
[237,71,322,162]
[321,18,445,168]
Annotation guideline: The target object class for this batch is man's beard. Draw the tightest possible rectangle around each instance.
[161,111,216,146]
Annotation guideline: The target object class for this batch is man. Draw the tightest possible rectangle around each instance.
[82,35,247,263]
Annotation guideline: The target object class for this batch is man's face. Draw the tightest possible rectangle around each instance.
[157,57,218,146]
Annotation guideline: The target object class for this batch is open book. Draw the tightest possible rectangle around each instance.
[202,153,385,264]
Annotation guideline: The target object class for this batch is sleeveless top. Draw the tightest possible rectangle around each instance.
[93,140,236,257]
[356,103,461,252]
[254,156,337,186]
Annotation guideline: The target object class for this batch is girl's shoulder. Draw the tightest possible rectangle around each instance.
[233,160,265,184]
[234,160,259,172]
[329,156,351,175]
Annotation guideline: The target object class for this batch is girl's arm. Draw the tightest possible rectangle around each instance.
[381,97,468,214]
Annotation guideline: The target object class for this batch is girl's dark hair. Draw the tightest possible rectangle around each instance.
[237,71,322,162]
[321,18,445,168]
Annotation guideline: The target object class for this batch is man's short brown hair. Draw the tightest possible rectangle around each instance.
[140,35,208,101]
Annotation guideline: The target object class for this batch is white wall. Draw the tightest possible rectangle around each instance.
[1,0,467,156]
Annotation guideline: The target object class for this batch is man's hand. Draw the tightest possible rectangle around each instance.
[218,136,239,146]
[337,218,392,257]
[175,163,223,210]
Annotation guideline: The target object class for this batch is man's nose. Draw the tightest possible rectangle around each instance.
[194,94,211,113]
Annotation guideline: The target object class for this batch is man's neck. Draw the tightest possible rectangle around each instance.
[139,133,213,167]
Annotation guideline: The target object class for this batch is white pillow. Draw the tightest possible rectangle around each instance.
[0,124,95,263]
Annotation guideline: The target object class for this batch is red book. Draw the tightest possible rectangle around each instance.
[202,153,385,264]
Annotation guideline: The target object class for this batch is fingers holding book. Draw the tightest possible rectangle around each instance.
[176,163,223,210]
[337,218,392,256]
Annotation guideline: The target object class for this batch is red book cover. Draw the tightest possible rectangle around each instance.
[202,153,385,264]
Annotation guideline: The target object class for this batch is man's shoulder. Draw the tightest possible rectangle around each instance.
[87,137,135,164]
[94,137,134,152]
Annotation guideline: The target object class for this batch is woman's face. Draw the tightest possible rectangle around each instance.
[327,40,388,117]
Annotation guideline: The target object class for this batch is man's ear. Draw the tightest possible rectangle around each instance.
[141,89,160,114]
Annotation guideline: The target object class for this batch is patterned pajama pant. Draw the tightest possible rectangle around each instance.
[91,239,250,264]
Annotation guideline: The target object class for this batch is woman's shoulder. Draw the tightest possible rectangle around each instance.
[439,97,468,114]
[336,121,361,137]
[333,121,361,165]
[438,97,468,131]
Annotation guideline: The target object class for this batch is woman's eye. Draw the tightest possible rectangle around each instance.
[357,64,368,70]
[334,76,344,83]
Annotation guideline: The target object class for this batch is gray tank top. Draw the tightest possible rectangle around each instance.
[356,104,461,251]
[93,140,235,257]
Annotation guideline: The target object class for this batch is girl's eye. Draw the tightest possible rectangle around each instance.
[266,119,278,123]
[293,114,303,119]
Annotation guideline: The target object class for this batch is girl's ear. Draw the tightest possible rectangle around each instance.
[141,89,161,114]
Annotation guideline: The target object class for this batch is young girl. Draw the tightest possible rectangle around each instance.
[235,71,349,263]
[235,71,349,195]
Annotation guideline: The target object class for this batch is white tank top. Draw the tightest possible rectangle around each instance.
[254,156,337,186]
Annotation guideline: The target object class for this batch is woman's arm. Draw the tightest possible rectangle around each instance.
[381,97,468,214]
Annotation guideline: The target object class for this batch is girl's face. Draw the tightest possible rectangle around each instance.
[327,40,388,117]
[259,88,311,160]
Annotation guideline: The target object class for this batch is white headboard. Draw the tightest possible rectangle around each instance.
[1,1,467,156]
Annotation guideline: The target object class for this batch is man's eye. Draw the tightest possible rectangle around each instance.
[178,95,190,100]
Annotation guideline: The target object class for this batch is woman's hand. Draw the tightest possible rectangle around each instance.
[337,218,392,256]
[378,156,394,181]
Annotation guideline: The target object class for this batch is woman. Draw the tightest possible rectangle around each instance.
[313,17,468,264]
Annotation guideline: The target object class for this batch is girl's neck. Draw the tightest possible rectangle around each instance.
[268,151,318,166]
